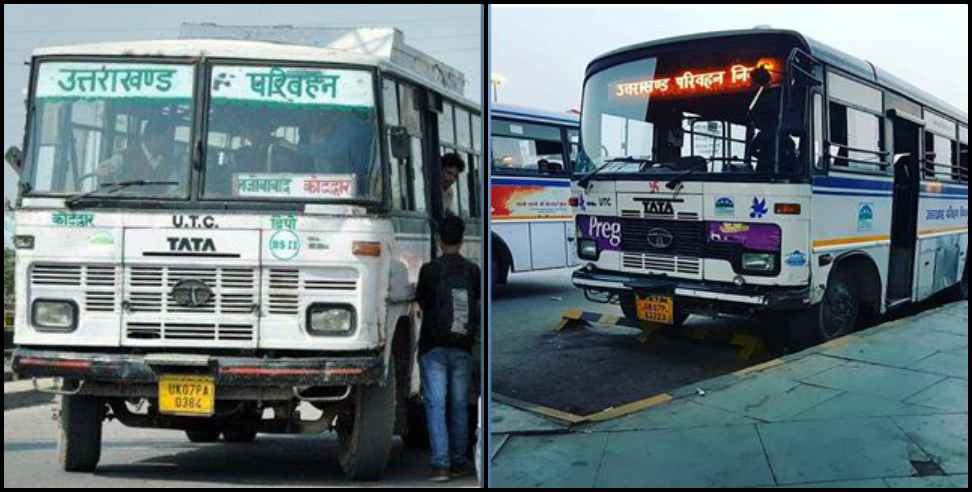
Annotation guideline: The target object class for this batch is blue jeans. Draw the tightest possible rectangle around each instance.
[420,347,471,470]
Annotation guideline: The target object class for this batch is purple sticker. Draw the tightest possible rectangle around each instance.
[708,222,781,252]
[577,215,623,252]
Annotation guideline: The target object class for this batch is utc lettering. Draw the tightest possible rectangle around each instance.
[172,215,217,229]
[167,237,217,253]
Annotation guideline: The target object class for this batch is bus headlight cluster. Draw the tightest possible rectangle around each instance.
[32,300,78,331]
[741,253,777,273]
[578,239,599,261]
[307,305,356,336]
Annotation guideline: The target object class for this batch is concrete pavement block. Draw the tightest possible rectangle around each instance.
[884,475,969,488]
[892,414,969,475]
[803,363,947,402]
[595,424,775,488]
[908,351,969,380]
[792,392,943,422]
[903,378,968,413]
[692,373,842,422]
[490,433,608,488]
[759,417,929,485]
[777,478,890,488]
[489,400,569,435]
[585,398,758,433]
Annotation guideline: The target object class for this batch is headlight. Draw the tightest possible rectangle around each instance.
[14,235,34,250]
[741,253,777,273]
[578,239,599,261]
[32,300,78,331]
[307,305,356,336]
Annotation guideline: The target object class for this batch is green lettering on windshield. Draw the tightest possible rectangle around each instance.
[246,68,340,100]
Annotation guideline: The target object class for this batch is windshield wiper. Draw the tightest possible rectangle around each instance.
[577,157,654,188]
[666,169,698,191]
[65,180,179,209]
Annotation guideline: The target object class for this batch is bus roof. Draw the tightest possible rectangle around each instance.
[492,103,579,127]
[31,25,478,108]
[587,29,968,126]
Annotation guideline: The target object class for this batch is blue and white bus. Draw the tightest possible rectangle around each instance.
[571,28,967,345]
[491,104,581,286]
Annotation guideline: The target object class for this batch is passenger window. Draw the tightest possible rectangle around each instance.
[439,103,455,145]
[813,93,824,170]
[924,132,956,181]
[492,119,567,175]
[829,102,885,172]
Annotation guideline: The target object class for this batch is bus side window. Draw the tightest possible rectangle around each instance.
[399,83,427,213]
[471,115,482,217]
[382,78,407,211]
[960,126,969,183]
[813,93,825,171]
[567,129,579,173]
[924,131,955,182]
[491,120,565,175]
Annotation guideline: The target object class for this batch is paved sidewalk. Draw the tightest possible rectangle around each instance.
[490,301,968,488]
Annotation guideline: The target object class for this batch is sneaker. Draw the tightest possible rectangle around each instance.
[430,468,451,483]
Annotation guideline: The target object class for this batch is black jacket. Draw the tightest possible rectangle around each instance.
[416,254,481,355]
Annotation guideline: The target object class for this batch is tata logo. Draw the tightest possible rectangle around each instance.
[167,237,217,253]
[646,228,675,249]
[634,197,682,216]
[171,279,214,308]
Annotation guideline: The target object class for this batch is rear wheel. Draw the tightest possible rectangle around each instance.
[58,393,104,473]
[337,362,396,481]
[960,265,968,301]
[186,430,221,443]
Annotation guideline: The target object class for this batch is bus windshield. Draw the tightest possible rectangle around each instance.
[26,61,195,198]
[203,64,380,202]
[579,49,806,179]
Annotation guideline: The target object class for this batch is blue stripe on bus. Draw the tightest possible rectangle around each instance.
[920,195,969,200]
[813,190,894,198]
[813,176,894,192]
[491,177,572,187]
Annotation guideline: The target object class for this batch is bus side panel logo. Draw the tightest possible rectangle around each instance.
[269,230,301,261]
[715,197,735,217]
[750,197,768,219]
[858,203,874,232]
[786,251,808,268]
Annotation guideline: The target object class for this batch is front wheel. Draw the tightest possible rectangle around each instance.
[337,363,397,481]
[789,270,860,348]
[58,393,104,473]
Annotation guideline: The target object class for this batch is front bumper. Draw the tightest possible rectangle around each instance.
[12,348,385,387]
[572,267,811,312]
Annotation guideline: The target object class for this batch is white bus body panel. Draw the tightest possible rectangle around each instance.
[14,210,412,354]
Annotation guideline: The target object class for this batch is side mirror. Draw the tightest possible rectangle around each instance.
[5,146,23,172]
[389,127,411,161]
[752,66,773,88]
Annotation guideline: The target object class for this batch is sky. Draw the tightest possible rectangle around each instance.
[2,3,483,246]
[490,4,969,115]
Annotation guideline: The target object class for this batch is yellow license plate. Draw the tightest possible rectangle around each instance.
[636,295,675,325]
[158,375,216,417]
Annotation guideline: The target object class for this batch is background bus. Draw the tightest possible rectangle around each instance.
[571,28,967,345]
[490,104,580,287]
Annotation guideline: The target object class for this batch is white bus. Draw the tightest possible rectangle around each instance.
[491,104,580,287]
[571,28,967,346]
[7,25,482,481]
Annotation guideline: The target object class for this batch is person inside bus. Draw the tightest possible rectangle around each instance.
[273,110,377,190]
[440,153,465,216]
[96,117,183,190]
[232,119,280,174]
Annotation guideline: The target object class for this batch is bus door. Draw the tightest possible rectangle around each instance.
[887,114,923,303]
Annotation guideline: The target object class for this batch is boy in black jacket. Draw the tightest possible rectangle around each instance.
[416,215,481,482]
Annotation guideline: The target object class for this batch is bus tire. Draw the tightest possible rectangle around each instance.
[186,430,221,443]
[223,429,257,444]
[791,270,860,347]
[337,362,396,481]
[58,394,104,473]
[960,266,968,301]
[620,292,689,328]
